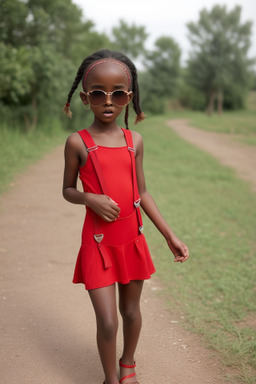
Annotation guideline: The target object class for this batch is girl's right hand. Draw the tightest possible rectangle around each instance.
[85,193,120,222]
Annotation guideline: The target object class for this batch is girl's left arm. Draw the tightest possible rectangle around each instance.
[133,131,189,263]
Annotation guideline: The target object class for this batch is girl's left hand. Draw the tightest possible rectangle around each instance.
[166,234,189,263]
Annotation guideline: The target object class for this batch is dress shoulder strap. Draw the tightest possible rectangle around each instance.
[121,128,143,233]
[78,128,97,150]
[121,127,134,149]
[77,129,108,195]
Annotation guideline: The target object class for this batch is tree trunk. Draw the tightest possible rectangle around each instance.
[207,91,216,115]
[23,94,38,132]
[217,90,223,115]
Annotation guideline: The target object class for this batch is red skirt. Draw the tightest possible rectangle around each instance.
[73,208,155,290]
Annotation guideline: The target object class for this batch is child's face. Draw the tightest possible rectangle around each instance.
[80,61,133,124]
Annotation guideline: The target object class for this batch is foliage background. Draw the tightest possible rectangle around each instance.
[0,0,255,133]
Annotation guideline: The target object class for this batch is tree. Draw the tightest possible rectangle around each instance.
[0,0,28,46]
[111,19,148,59]
[145,37,181,96]
[187,5,254,114]
[140,37,181,114]
[0,0,111,130]
[0,43,34,105]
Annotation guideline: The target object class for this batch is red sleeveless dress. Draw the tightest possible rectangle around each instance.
[73,128,155,290]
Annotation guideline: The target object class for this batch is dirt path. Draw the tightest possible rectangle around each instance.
[168,119,256,191]
[1,136,232,383]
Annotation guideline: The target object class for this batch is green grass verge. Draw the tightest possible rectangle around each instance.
[165,109,256,146]
[187,110,256,136]
[0,119,67,195]
[139,115,256,383]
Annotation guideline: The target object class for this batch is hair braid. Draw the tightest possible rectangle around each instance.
[63,49,145,127]
[124,105,129,130]
[130,70,145,125]
[63,59,87,118]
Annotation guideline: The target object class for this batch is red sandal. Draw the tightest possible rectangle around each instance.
[119,359,139,383]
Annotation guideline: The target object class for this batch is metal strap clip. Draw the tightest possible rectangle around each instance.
[134,198,141,208]
[94,234,104,243]
[87,145,98,153]
[128,146,135,152]
[139,226,144,233]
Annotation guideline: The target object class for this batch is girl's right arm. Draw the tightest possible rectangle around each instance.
[62,133,120,222]
[62,133,88,205]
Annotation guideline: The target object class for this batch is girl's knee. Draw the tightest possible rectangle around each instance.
[119,304,141,324]
[97,317,118,340]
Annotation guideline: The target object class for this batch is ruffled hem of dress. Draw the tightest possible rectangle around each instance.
[73,274,155,291]
[72,233,156,291]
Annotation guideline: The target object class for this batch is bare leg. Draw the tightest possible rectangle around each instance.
[118,280,144,383]
[89,284,119,384]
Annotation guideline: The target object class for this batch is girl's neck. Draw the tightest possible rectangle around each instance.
[89,119,120,135]
[87,121,126,147]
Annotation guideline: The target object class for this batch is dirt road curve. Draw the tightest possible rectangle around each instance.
[1,127,232,383]
[168,119,256,191]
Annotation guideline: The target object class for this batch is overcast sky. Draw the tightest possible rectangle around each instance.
[73,0,256,63]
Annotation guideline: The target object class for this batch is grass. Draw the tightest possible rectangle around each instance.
[139,115,256,383]
[0,118,67,194]
[187,110,256,135]
[164,108,256,146]
[1,110,255,382]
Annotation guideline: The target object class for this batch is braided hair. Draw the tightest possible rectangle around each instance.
[63,49,145,129]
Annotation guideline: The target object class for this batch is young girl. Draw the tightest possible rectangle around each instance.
[62,49,189,384]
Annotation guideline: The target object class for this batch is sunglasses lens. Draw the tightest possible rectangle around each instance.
[112,91,129,107]
[87,90,130,107]
[88,90,105,106]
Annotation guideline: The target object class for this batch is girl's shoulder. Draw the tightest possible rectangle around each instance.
[129,130,144,155]
[65,131,83,148]
[64,131,88,166]
[64,131,86,158]
[130,129,143,145]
